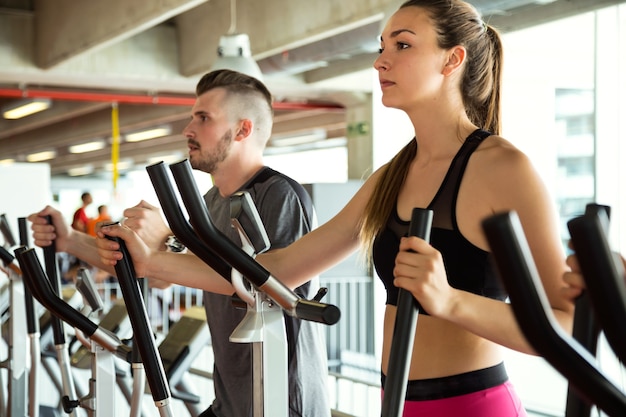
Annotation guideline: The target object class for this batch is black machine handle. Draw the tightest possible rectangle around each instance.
[381,208,433,417]
[482,211,626,416]
[145,161,232,280]
[104,233,172,403]
[0,245,16,266]
[0,213,16,247]
[165,159,340,325]
[42,215,66,344]
[567,207,626,364]
[18,217,39,335]
[15,247,98,336]
[15,246,132,362]
[565,203,610,417]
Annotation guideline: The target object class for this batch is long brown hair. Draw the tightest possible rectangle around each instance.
[359,0,504,255]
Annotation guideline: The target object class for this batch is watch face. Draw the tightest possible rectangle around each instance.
[167,236,185,253]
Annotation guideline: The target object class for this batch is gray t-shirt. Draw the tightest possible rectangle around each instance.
[203,167,331,417]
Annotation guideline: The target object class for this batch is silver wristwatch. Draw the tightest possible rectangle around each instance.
[165,235,186,253]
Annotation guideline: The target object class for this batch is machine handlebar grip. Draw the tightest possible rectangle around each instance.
[382,208,433,417]
[294,299,341,325]
[0,213,16,247]
[146,162,232,280]
[15,247,98,336]
[104,233,171,403]
[482,211,626,416]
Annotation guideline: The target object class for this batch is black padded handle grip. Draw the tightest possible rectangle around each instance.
[168,160,341,324]
[43,215,65,344]
[382,208,433,417]
[568,212,626,364]
[0,213,16,247]
[104,233,171,402]
[0,245,14,265]
[146,161,232,280]
[482,211,626,416]
[18,217,40,334]
[169,160,271,288]
[565,204,610,417]
[293,299,340,325]
[15,247,98,336]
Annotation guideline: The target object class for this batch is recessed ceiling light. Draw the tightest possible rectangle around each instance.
[26,150,56,162]
[270,129,327,147]
[146,152,184,165]
[104,160,133,171]
[67,165,94,176]
[69,140,106,154]
[2,98,52,119]
[125,126,172,142]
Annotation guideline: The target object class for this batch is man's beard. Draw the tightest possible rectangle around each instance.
[189,130,233,173]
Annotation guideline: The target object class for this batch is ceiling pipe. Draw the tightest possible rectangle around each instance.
[0,88,344,111]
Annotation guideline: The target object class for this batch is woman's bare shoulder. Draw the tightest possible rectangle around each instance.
[474,135,535,178]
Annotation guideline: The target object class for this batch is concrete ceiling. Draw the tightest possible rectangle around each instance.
[0,0,622,178]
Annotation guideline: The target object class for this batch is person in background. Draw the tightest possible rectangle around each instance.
[71,191,93,232]
[95,1,573,416]
[86,204,111,237]
[29,69,331,417]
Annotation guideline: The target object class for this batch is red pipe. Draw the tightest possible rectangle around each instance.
[0,88,344,110]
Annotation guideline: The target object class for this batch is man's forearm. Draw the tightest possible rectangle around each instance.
[145,251,235,295]
[66,231,116,275]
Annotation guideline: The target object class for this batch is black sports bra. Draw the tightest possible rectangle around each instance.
[372,129,507,311]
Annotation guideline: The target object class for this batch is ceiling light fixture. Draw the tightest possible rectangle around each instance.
[0,158,15,165]
[67,165,94,176]
[270,129,327,147]
[68,140,106,154]
[26,149,56,162]
[125,126,172,142]
[2,98,52,119]
[105,159,133,171]
[146,152,184,165]
[209,0,263,80]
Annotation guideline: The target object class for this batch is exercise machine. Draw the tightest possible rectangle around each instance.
[16,245,179,417]
[380,208,432,417]
[40,217,79,417]
[482,208,626,416]
[146,160,341,417]
[0,223,29,417]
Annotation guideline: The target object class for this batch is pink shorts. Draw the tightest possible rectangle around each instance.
[381,363,527,417]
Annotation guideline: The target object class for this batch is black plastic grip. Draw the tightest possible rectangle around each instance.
[568,212,626,364]
[14,247,98,336]
[0,245,13,264]
[43,215,66,344]
[168,160,341,324]
[145,161,232,280]
[0,213,16,247]
[294,299,341,325]
[104,234,171,402]
[18,217,39,334]
[565,204,609,417]
[169,160,272,288]
[482,211,626,416]
[381,208,433,417]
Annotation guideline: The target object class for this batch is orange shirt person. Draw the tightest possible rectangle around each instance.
[87,205,111,237]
